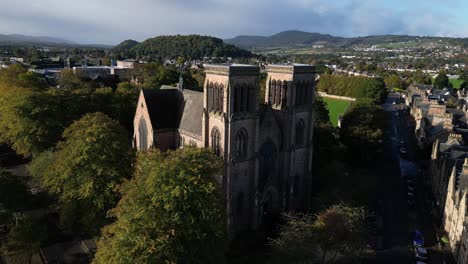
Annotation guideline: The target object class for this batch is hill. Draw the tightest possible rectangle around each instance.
[225,30,468,51]
[110,39,140,57]
[0,34,76,45]
[129,35,252,59]
[225,30,344,49]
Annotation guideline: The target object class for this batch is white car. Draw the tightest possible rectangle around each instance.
[400,146,407,154]
[414,246,428,260]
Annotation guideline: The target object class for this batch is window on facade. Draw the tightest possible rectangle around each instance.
[295,119,305,146]
[235,129,248,159]
[282,81,288,105]
[270,79,276,105]
[234,84,252,113]
[138,118,148,150]
[218,84,224,112]
[208,82,224,113]
[208,82,214,111]
[211,127,221,156]
[275,80,282,105]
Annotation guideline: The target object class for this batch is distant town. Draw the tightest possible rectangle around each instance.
[2,31,468,264]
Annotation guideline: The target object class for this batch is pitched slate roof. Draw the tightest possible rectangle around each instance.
[179,89,203,137]
[142,86,203,136]
[142,88,181,130]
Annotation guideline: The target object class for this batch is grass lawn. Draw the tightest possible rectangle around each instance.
[431,78,465,89]
[323,97,352,127]
[450,79,465,89]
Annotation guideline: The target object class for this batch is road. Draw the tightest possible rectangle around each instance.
[374,93,455,264]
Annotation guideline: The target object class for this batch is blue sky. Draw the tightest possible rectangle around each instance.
[1,0,467,44]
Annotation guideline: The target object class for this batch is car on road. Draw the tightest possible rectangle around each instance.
[393,101,396,105]
[414,246,428,261]
[400,146,407,154]
[413,230,425,246]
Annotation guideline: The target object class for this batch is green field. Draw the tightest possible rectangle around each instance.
[450,79,465,89]
[323,97,352,126]
[431,78,465,89]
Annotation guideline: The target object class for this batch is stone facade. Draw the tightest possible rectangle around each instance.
[133,64,316,236]
[443,158,468,264]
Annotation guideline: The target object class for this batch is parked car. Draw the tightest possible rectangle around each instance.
[414,246,428,261]
[413,230,424,246]
[400,146,407,154]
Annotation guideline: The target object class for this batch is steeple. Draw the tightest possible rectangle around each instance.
[178,73,184,91]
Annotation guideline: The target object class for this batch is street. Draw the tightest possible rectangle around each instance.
[374,93,455,264]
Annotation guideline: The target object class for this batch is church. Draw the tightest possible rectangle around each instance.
[133,64,316,236]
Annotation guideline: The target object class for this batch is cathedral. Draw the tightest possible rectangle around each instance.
[133,64,316,235]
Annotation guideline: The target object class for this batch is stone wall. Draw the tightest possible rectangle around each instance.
[317,92,356,101]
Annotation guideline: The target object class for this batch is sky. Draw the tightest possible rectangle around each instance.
[1,0,467,45]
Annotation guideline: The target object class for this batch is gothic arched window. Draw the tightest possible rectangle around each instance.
[275,80,282,105]
[138,118,148,150]
[208,82,214,111]
[235,85,241,112]
[218,84,224,112]
[211,127,221,156]
[270,80,276,105]
[235,129,248,159]
[295,119,305,146]
[282,81,288,105]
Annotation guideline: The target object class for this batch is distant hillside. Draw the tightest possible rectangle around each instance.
[0,34,75,45]
[225,30,344,49]
[110,39,140,57]
[225,30,468,51]
[129,35,252,59]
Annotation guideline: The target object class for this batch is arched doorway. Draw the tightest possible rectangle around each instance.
[258,141,279,233]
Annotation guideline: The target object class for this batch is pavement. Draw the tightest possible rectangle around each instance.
[372,93,456,264]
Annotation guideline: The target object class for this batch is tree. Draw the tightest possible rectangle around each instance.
[271,204,369,264]
[58,69,85,89]
[1,216,45,264]
[460,70,468,81]
[0,169,33,212]
[29,113,132,235]
[340,99,385,163]
[384,74,404,90]
[93,148,226,264]
[434,71,449,89]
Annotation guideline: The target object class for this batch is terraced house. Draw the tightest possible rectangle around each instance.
[132,64,316,236]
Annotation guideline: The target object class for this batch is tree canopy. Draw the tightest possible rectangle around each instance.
[29,112,132,235]
[93,148,226,264]
[130,35,252,60]
[434,71,449,89]
[271,204,369,264]
[317,74,387,103]
[339,99,386,163]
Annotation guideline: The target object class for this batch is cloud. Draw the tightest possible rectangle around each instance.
[0,0,466,44]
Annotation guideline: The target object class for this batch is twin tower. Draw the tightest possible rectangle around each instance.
[200,64,316,235]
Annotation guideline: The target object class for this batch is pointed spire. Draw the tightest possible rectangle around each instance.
[178,73,184,91]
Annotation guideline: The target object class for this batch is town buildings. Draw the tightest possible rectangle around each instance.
[133,64,316,236]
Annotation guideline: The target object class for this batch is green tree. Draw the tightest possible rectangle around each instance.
[460,70,468,81]
[384,74,404,89]
[93,148,226,264]
[271,204,369,264]
[1,216,45,264]
[340,99,385,163]
[0,169,33,212]
[58,69,85,89]
[434,71,449,89]
[29,113,132,235]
